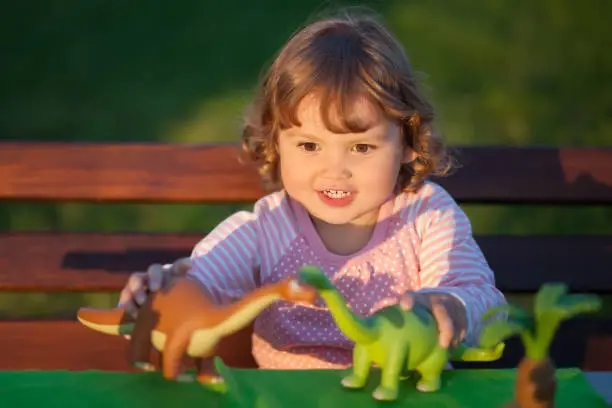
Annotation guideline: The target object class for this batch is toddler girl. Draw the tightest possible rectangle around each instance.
[119,10,506,370]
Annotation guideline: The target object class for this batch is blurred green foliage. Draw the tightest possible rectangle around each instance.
[0,1,610,316]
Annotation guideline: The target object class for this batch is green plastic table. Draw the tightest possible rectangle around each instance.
[0,367,609,408]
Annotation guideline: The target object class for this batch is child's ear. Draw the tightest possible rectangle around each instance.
[401,146,417,164]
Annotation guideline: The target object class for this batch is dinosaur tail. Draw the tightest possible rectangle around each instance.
[77,306,135,336]
[450,341,505,362]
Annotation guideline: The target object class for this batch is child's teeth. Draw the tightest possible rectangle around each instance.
[324,190,351,198]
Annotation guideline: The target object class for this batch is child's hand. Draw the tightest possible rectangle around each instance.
[398,291,467,348]
[117,257,193,319]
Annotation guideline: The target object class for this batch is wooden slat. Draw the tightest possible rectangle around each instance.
[0,232,197,291]
[0,321,257,371]
[1,142,611,204]
[478,235,612,292]
[0,142,264,203]
[436,146,612,204]
[0,232,610,292]
[0,318,609,371]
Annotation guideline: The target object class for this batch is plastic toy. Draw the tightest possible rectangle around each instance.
[297,265,506,402]
[77,275,317,391]
[479,283,602,408]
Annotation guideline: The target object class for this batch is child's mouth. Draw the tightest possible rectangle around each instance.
[317,189,355,207]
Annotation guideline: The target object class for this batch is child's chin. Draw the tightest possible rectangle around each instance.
[316,214,358,225]
[307,204,364,225]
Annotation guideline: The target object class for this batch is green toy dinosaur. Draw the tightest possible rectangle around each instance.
[298,265,506,402]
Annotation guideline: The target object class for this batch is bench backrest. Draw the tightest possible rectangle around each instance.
[0,142,610,371]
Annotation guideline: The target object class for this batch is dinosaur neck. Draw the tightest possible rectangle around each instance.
[319,289,376,344]
[213,284,284,336]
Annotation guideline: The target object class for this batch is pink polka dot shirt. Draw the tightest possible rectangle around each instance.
[188,181,506,369]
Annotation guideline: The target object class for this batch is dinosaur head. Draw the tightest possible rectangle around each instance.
[297,265,335,291]
[278,277,318,304]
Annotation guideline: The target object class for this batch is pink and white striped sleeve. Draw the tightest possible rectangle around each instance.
[187,209,260,304]
[415,185,507,346]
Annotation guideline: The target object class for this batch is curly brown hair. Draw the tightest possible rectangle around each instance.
[241,10,454,194]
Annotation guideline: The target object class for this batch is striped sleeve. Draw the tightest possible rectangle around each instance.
[187,208,261,305]
[415,184,507,346]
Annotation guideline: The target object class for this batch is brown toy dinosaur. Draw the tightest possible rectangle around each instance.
[77,275,317,389]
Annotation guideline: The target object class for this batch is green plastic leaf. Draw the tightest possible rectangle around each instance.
[481,303,530,322]
[554,294,602,317]
[528,310,563,360]
[535,293,602,326]
[535,283,568,314]
[479,320,526,348]
[526,292,600,360]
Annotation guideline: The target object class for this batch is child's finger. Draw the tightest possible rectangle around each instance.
[399,292,454,348]
[147,264,165,292]
[132,285,148,306]
[117,272,145,306]
[398,292,415,311]
[117,288,132,308]
[431,301,454,348]
[171,258,192,276]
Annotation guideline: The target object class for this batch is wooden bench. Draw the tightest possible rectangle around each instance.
[0,141,611,372]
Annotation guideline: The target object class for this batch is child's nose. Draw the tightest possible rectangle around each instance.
[321,151,351,179]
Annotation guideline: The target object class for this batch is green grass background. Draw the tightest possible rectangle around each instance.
[0,0,610,316]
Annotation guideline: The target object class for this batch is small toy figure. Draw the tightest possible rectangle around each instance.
[77,276,317,391]
[479,283,602,408]
[297,265,506,402]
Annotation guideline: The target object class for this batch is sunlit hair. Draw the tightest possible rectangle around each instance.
[241,10,454,193]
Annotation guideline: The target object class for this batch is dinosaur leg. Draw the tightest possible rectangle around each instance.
[341,344,371,389]
[372,343,407,402]
[414,345,448,392]
[162,327,193,382]
[157,352,187,379]
[195,357,226,393]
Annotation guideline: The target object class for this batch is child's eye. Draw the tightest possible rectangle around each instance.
[352,144,376,154]
[297,142,319,152]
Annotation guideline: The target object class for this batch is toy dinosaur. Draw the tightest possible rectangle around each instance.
[77,275,317,391]
[297,265,506,402]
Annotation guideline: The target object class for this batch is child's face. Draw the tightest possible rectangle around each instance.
[278,93,415,227]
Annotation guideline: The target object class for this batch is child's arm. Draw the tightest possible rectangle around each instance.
[414,185,507,346]
[187,209,262,305]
